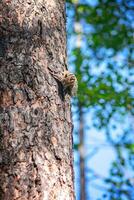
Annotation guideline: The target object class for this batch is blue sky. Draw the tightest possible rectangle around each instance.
[72,105,133,199]
[66,0,134,199]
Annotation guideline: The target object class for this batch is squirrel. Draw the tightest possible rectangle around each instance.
[48,67,78,97]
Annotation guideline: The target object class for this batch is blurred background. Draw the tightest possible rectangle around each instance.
[66,0,134,199]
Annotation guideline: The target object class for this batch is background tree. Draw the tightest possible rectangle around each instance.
[0,0,75,199]
[66,0,134,199]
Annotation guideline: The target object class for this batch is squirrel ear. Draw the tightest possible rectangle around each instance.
[64,73,68,78]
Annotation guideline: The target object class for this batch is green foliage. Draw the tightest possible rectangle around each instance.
[66,0,134,199]
[67,0,134,127]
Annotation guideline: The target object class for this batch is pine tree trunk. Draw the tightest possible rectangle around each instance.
[0,0,74,199]
[79,106,86,200]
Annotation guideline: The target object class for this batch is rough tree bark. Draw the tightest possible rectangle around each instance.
[0,0,75,199]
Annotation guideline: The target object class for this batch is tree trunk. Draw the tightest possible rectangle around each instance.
[0,0,75,199]
[79,106,86,200]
